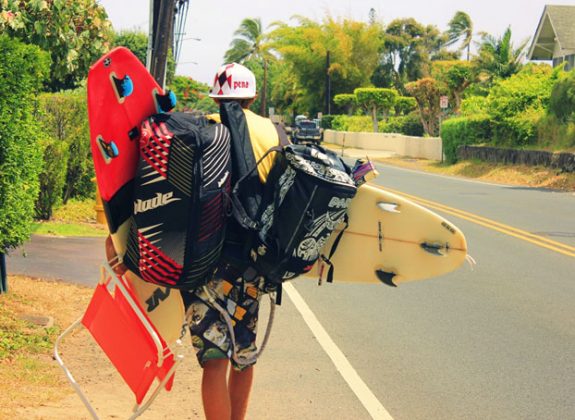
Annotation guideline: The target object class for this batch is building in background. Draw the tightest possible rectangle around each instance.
[528,5,575,70]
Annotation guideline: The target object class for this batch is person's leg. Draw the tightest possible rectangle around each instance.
[228,366,254,420]
[202,358,231,420]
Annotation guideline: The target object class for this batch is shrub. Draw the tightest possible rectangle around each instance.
[548,70,575,123]
[486,64,557,120]
[320,115,335,129]
[394,96,417,116]
[380,113,424,136]
[331,115,372,132]
[168,75,217,113]
[0,36,49,250]
[492,108,543,147]
[406,77,448,136]
[354,87,398,132]
[537,115,575,150]
[441,115,492,163]
[37,90,94,202]
[35,138,69,220]
[333,94,357,115]
[460,96,488,116]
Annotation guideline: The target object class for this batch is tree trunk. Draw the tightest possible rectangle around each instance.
[260,59,268,117]
[372,105,378,132]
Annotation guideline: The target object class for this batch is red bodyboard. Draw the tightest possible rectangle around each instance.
[87,47,167,233]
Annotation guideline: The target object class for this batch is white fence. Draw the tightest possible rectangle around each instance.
[324,130,443,161]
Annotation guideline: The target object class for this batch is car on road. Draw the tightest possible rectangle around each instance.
[292,119,322,145]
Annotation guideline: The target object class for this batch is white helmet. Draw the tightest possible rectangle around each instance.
[208,63,257,99]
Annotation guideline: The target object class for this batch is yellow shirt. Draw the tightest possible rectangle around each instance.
[208,109,279,182]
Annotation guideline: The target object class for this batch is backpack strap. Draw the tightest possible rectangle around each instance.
[230,122,286,231]
[219,101,262,221]
[274,123,291,147]
[230,145,283,231]
[319,214,350,284]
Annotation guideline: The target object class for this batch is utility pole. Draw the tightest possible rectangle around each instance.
[325,51,331,115]
[150,0,176,88]
[0,252,6,294]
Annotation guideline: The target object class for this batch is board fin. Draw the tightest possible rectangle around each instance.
[128,126,140,141]
[376,270,397,287]
[97,136,119,163]
[420,242,448,256]
[111,74,134,101]
[155,90,177,112]
[377,202,400,213]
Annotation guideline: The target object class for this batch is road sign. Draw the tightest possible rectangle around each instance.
[440,96,449,109]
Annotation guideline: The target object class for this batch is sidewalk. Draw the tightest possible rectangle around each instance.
[6,235,105,286]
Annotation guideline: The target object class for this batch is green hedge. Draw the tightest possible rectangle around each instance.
[492,109,542,147]
[537,115,575,150]
[380,114,424,137]
[35,137,69,220]
[331,115,372,132]
[441,115,492,163]
[37,90,94,204]
[320,115,335,129]
[548,70,575,123]
[0,35,49,250]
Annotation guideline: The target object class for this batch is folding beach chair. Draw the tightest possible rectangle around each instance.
[54,263,183,419]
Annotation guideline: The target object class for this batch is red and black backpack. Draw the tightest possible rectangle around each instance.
[123,112,231,290]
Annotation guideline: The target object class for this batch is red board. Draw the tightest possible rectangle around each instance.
[87,47,172,233]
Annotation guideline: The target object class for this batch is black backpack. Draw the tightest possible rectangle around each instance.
[124,112,232,290]
[220,102,357,287]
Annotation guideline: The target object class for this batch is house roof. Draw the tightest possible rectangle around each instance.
[528,5,575,60]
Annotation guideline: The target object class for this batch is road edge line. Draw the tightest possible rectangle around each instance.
[283,282,394,420]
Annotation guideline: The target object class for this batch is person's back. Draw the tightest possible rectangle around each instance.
[182,62,278,420]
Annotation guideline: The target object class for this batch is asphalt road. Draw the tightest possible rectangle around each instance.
[279,163,575,419]
[6,163,575,419]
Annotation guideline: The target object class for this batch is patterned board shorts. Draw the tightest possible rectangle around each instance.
[181,268,266,371]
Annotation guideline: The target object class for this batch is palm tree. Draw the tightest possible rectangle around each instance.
[224,18,272,116]
[475,27,529,82]
[445,11,473,61]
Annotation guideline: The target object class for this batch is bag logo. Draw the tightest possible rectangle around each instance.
[328,197,351,209]
[217,171,230,188]
[145,287,171,312]
[134,191,180,214]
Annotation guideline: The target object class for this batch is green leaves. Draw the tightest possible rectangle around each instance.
[354,87,398,109]
[168,76,218,113]
[445,11,473,60]
[0,36,48,250]
[0,0,113,91]
[354,88,398,132]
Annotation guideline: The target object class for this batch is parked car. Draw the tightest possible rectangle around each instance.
[292,119,322,144]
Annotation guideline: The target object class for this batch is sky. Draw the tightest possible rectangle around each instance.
[97,0,575,85]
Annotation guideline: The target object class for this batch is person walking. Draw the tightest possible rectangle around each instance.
[181,62,280,420]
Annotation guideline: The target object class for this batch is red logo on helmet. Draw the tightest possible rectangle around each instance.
[233,81,250,89]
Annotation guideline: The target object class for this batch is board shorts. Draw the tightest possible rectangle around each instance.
[181,264,266,372]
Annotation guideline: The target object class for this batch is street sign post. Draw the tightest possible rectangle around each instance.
[440,95,449,109]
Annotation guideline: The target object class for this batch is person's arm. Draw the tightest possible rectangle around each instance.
[104,235,128,276]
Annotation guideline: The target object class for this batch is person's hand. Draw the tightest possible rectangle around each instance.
[105,235,128,276]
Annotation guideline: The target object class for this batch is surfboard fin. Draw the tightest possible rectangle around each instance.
[97,135,119,163]
[376,270,397,287]
[421,242,448,256]
[111,74,134,99]
[155,90,177,112]
[377,202,400,213]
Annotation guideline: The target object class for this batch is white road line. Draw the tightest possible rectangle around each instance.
[283,282,394,420]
